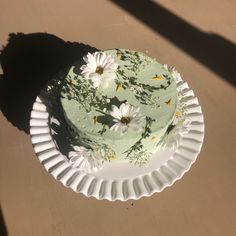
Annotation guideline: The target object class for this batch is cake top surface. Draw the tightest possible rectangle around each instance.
[61,49,178,140]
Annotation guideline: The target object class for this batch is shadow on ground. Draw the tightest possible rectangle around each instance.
[1,2,236,134]
[0,206,8,236]
[0,33,97,133]
[112,0,236,87]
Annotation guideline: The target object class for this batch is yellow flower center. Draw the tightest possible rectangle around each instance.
[95,66,104,75]
[121,116,131,124]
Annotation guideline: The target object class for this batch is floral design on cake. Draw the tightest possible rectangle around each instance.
[56,49,191,172]
[110,102,144,134]
[162,98,190,149]
[68,146,102,173]
[161,119,191,149]
[80,52,118,88]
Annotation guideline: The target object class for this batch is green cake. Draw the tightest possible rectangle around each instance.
[60,49,179,167]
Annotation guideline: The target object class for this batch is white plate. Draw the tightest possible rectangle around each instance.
[30,79,204,201]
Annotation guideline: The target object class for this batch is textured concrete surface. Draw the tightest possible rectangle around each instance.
[0,1,236,236]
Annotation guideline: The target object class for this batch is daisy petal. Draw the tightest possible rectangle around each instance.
[120,124,128,133]
[68,151,79,158]
[110,105,122,119]
[110,123,120,132]
[70,155,84,168]
[83,55,89,64]
[98,53,106,66]
[89,73,102,87]
[73,146,86,152]
[80,65,87,70]
[120,103,130,117]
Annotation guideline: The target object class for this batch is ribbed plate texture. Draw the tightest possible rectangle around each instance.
[30,79,204,201]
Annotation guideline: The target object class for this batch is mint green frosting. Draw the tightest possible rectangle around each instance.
[61,49,178,164]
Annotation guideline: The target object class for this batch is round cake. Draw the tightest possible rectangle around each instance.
[60,49,178,166]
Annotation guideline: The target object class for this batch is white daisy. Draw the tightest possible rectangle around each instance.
[110,102,144,134]
[80,51,118,88]
[161,119,191,150]
[68,146,102,173]
[163,64,182,83]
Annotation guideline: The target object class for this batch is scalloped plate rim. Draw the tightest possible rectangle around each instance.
[30,78,204,201]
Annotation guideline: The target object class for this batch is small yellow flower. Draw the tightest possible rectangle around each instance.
[175,111,181,117]
[152,75,163,80]
[116,83,123,91]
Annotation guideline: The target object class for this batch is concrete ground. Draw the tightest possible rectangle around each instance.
[0,0,236,236]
